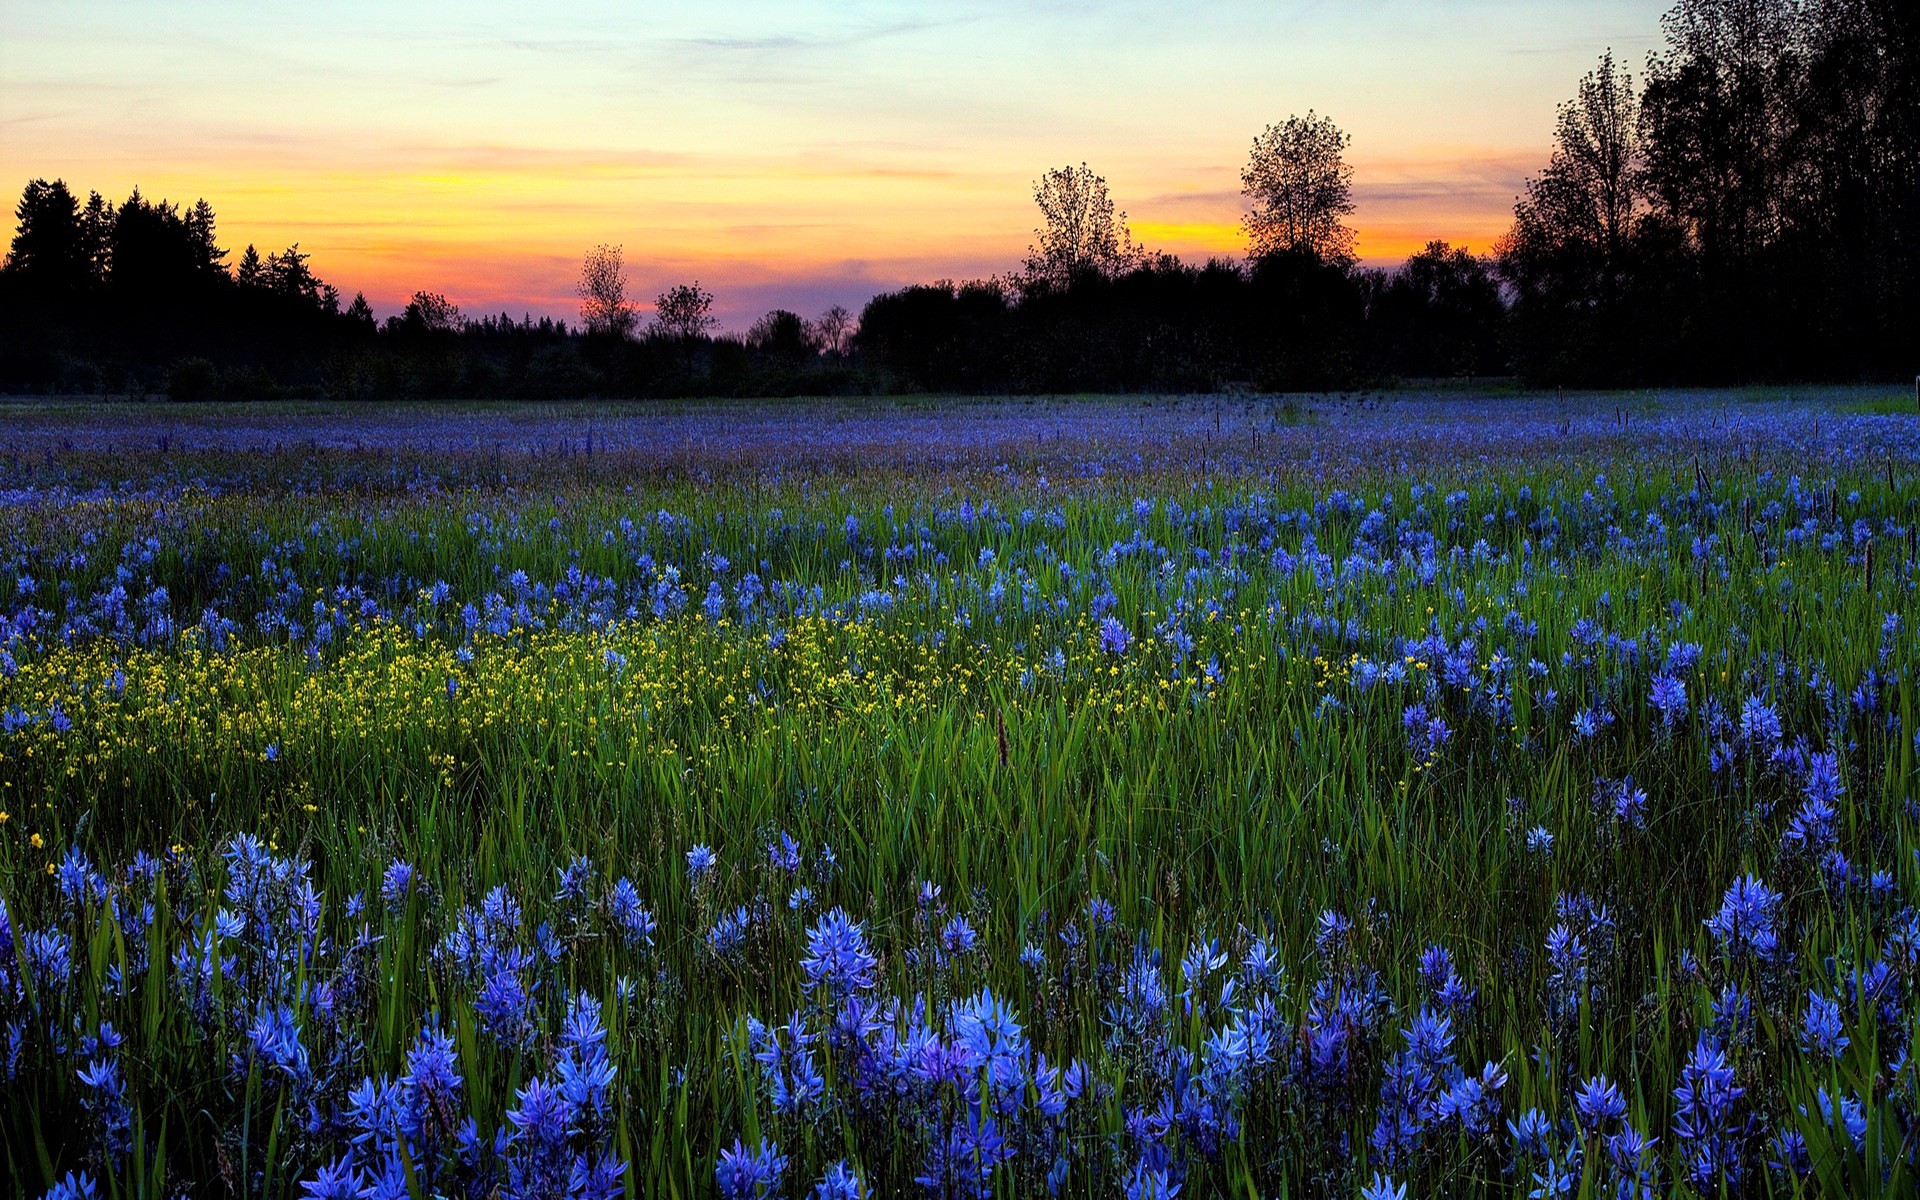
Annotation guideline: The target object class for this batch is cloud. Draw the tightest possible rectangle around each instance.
[676,18,952,54]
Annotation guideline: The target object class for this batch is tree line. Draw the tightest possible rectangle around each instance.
[0,0,1912,399]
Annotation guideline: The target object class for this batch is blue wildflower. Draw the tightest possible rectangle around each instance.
[43,1173,98,1200]
[813,1161,862,1200]
[1574,1074,1627,1132]
[1359,1172,1406,1200]
[1738,695,1782,749]
[1705,874,1782,963]
[800,908,879,999]
[716,1138,787,1200]
[605,878,656,949]
[381,860,415,906]
[1801,991,1849,1061]
[1673,1034,1748,1190]
[1649,672,1687,725]
[1123,1158,1180,1200]
[299,1154,359,1200]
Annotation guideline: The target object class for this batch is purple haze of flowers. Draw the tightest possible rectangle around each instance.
[1099,615,1131,656]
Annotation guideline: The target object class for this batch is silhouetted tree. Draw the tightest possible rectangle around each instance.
[812,304,854,357]
[1498,52,1647,360]
[1241,113,1357,264]
[576,243,636,338]
[1499,50,1702,383]
[651,282,715,341]
[111,189,218,305]
[1023,163,1140,289]
[10,7,1915,408]
[184,199,226,278]
[747,309,814,360]
[235,244,265,289]
[1770,0,1919,372]
[79,191,116,284]
[1368,241,1507,379]
[1640,0,1795,271]
[390,291,463,334]
[263,244,334,311]
[857,281,1012,391]
[5,179,89,295]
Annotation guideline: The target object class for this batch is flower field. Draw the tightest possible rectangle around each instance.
[1,391,1917,1199]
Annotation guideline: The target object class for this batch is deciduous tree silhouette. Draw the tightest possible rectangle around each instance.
[748,309,814,361]
[652,282,715,375]
[1022,163,1140,290]
[1367,241,1507,379]
[1639,0,1795,270]
[576,244,636,338]
[651,282,714,341]
[392,291,463,334]
[1501,52,1644,305]
[812,304,854,357]
[1241,113,1356,264]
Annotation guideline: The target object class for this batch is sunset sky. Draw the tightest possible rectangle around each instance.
[1,1,1671,329]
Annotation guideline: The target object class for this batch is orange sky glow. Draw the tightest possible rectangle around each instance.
[1,2,1670,329]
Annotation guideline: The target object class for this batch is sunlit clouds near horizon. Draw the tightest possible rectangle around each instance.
[1,0,1669,329]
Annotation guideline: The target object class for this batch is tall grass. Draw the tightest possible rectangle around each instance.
[0,401,1915,1198]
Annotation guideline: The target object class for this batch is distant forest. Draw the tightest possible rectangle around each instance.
[1,0,1914,400]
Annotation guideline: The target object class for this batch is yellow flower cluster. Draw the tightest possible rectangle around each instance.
[1,612,1320,814]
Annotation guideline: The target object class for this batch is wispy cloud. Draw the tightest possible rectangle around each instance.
[678,18,950,54]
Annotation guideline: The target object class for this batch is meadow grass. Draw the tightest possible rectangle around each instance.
[0,394,1915,1198]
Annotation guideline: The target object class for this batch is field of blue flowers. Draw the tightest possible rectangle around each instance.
[0,390,1916,1199]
